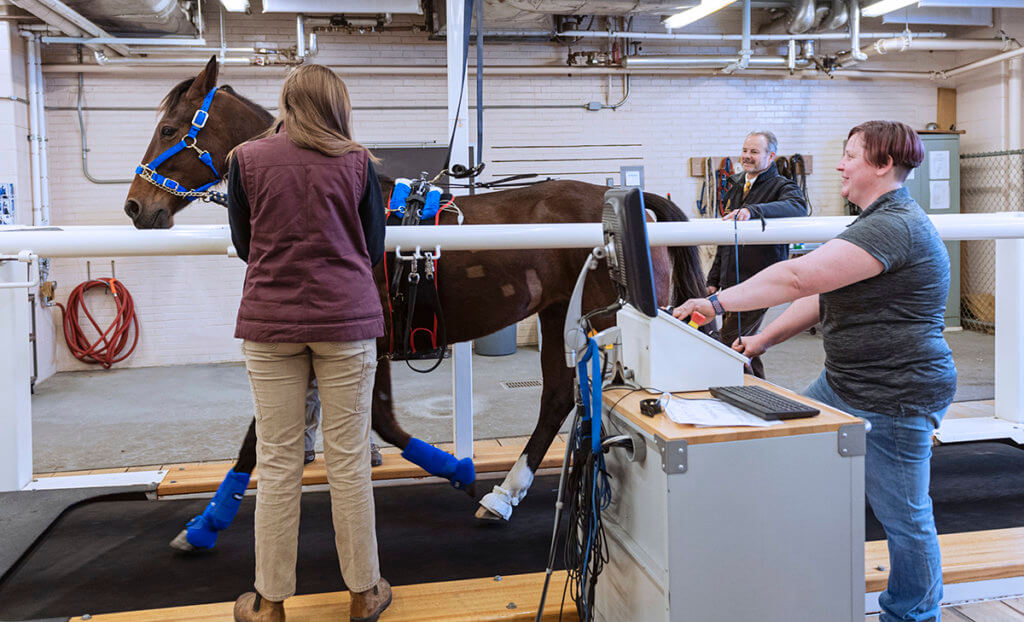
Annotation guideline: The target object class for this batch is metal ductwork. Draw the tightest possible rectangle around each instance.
[760,0,849,35]
[62,0,197,36]
[486,1,695,14]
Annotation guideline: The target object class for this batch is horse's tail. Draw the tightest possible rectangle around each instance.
[642,192,707,306]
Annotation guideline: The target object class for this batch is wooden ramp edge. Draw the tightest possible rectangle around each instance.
[68,570,573,622]
[867,527,1024,593]
[157,438,568,497]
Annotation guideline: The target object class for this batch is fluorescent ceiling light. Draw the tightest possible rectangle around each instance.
[861,0,919,17]
[663,0,739,30]
[219,0,250,12]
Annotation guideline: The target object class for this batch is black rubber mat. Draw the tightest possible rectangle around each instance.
[0,475,566,621]
[3,442,1024,620]
[866,441,1024,541]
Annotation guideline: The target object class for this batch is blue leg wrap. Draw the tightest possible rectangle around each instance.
[402,437,475,490]
[185,468,251,549]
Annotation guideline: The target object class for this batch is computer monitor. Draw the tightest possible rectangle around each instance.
[602,187,658,317]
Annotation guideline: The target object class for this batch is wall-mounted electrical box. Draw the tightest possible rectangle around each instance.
[0,183,14,225]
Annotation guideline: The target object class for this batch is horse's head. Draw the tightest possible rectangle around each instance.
[125,57,272,228]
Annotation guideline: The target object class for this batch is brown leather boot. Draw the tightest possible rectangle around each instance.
[350,578,392,622]
[233,591,285,622]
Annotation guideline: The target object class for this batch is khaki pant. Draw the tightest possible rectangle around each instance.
[242,339,380,601]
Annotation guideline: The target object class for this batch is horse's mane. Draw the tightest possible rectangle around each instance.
[159,78,272,124]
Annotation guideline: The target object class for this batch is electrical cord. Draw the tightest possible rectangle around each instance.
[54,278,139,369]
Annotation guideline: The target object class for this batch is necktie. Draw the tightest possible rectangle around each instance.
[743,179,752,198]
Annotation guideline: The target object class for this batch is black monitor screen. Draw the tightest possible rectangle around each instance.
[602,188,658,317]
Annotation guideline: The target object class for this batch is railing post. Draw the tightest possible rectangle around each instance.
[0,259,33,491]
[995,238,1024,424]
[447,0,473,460]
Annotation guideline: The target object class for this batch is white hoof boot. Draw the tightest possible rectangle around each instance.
[474,505,502,521]
[169,529,195,552]
[478,486,514,521]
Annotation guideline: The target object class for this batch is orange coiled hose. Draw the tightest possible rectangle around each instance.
[54,278,139,368]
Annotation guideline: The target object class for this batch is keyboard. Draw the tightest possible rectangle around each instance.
[708,385,820,421]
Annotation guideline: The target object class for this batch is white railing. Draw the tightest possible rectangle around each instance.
[2,214,1023,491]
[4,213,1024,256]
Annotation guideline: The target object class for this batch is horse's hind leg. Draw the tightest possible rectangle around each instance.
[477,304,576,521]
[170,417,257,552]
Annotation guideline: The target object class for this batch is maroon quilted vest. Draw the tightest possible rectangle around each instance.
[233,129,383,343]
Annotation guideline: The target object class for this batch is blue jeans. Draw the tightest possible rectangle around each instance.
[804,371,946,622]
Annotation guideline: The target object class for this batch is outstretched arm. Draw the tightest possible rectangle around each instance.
[672,238,883,321]
[732,295,820,357]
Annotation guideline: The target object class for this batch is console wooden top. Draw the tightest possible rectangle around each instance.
[604,375,862,445]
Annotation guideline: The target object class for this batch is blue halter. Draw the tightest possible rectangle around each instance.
[134,86,227,205]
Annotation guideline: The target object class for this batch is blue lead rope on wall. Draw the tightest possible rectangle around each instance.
[184,468,251,549]
[402,437,475,490]
[135,86,222,202]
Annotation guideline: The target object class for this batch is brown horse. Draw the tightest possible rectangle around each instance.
[126,58,706,547]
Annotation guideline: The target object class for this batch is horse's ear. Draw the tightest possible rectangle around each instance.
[187,56,219,99]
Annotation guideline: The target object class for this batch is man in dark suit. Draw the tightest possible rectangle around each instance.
[706,131,808,378]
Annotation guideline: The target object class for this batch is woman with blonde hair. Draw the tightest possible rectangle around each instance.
[228,63,391,622]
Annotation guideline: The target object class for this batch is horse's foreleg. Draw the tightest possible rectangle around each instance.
[170,417,257,552]
[372,356,476,495]
[477,305,575,520]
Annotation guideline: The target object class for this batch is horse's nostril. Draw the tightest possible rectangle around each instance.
[124,199,141,219]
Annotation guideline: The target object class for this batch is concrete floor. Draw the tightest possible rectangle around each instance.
[31,308,994,473]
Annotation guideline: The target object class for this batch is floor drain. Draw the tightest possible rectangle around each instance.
[501,380,542,390]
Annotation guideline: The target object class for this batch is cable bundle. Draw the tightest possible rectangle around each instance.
[562,411,612,622]
[55,278,139,368]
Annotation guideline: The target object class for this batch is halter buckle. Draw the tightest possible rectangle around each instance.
[191,109,209,129]
[161,177,179,190]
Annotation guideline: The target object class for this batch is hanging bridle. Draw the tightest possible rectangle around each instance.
[134,86,228,206]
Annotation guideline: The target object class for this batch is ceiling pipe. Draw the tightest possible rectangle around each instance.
[848,0,867,62]
[625,55,810,68]
[823,0,848,32]
[842,35,1016,68]
[789,0,816,35]
[723,0,753,74]
[45,62,914,79]
[20,33,42,228]
[40,36,207,46]
[92,49,255,66]
[126,46,258,54]
[557,29,947,42]
[296,14,306,58]
[9,0,128,56]
[943,44,1024,79]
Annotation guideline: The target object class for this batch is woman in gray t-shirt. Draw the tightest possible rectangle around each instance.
[674,120,954,622]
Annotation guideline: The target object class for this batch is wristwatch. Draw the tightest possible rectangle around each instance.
[708,293,725,315]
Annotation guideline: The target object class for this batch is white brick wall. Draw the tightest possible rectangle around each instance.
[24,9,956,375]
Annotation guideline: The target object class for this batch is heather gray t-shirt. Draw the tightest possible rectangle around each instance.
[820,187,956,417]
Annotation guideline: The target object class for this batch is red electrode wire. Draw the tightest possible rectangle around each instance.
[54,278,140,369]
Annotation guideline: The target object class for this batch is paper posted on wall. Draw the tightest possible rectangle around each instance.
[665,397,784,428]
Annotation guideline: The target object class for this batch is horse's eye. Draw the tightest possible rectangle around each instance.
[160,126,177,138]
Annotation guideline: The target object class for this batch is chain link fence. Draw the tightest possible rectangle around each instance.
[960,149,1024,333]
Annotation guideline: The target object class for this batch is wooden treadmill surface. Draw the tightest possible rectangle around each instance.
[67,570,573,621]
[156,437,568,497]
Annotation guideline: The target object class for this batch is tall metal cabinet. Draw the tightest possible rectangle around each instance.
[904,132,961,328]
